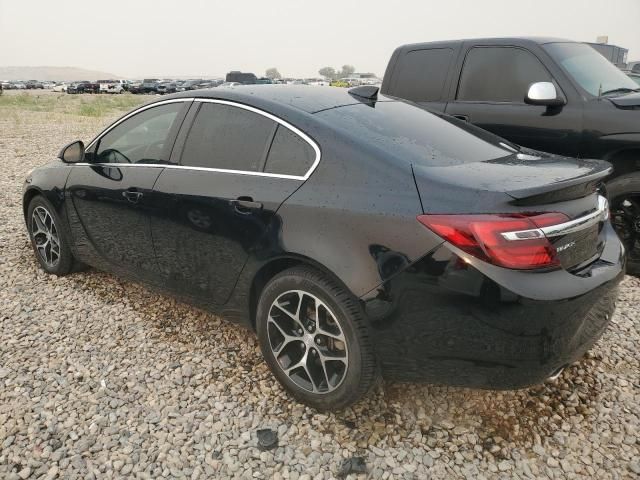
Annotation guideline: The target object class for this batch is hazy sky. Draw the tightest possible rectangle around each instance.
[1,0,639,78]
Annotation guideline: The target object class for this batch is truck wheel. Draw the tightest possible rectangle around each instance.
[608,172,640,275]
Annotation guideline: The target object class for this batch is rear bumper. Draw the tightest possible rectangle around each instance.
[362,224,625,388]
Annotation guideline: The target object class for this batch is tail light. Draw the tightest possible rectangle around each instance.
[417,212,569,270]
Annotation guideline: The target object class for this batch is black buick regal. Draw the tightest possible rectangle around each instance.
[23,85,625,410]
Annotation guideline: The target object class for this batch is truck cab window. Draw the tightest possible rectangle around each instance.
[457,47,551,103]
[390,48,454,102]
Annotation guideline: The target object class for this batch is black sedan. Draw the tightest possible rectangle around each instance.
[23,86,624,410]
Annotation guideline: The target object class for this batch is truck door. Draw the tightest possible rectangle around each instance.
[445,45,583,157]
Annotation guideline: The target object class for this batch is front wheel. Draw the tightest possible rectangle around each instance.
[608,172,640,275]
[256,266,377,411]
[27,196,74,275]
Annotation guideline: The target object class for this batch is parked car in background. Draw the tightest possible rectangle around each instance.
[52,83,68,93]
[140,79,160,94]
[85,82,100,94]
[98,79,124,94]
[67,82,96,94]
[189,80,213,89]
[128,81,143,94]
[382,37,640,273]
[176,79,203,91]
[24,85,624,410]
[66,82,81,94]
[218,82,241,88]
[306,78,329,86]
[225,71,257,84]
[156,82,178,95]
[25,80,44,89]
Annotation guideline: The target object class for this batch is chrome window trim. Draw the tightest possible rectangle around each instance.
[501,196,609,241]
[83,97,321,181]
[72,162,309,181]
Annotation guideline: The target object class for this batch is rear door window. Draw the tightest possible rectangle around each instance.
[457,47,551,103]
[264,125,316,177]
[181,103,276,172]
[389,48,454,102]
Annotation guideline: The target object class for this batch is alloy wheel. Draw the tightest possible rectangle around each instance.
[267,290,348,394]
[31,206,61,268]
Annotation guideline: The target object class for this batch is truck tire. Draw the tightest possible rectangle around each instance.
[608,172,640,276]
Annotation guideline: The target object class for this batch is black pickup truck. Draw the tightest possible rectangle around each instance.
[381,37,640,272]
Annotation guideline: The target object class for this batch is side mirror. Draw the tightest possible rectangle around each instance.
[58,140,85,163]
[525,82,566,107]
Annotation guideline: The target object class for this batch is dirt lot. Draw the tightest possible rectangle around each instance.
[0,90,639,479]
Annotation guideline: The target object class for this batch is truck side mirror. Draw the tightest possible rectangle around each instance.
[58,140,85,163]
[525,82,566,107]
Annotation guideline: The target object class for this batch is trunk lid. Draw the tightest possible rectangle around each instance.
[412,151,612,271]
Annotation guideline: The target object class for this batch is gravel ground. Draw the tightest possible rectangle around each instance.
[1,91,639,479]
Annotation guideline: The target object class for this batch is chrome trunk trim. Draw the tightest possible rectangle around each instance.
[501,195,609,241]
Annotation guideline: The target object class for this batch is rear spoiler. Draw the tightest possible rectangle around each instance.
[508,164,612,205]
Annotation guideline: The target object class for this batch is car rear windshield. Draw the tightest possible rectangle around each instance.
[315,101,513,166]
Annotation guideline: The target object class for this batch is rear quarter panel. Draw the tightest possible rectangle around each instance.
[274,127,444,298]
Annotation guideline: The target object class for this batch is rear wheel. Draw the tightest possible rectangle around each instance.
[27,196,74,275]
[256,266,377,410]
[608,172,640,275]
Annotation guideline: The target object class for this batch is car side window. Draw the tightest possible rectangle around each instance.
[181,103,276,172]
[390,48,454,102]
[93,103,184,164]
[264,125,315,176]
[457,47,552,103]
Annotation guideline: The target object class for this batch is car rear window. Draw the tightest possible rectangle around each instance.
[315,101,513,166]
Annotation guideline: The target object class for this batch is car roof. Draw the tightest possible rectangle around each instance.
[166,85,394,115]
[397,37,574,50]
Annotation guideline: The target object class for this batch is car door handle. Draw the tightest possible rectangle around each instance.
[452,114,469,122]
[122,190,143,204]
[229,197,263,214]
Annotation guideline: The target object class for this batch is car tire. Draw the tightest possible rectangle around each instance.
[27,195,75,276]
[256,265,377,411]
[607,172,640,276]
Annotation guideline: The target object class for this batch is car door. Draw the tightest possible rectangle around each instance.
[445,45,583,156]
[65,100,190,280]
[150,100,318,305]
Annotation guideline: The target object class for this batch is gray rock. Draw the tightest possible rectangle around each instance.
[17,467,31,479]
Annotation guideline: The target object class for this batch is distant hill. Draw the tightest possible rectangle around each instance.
[0,66,120,81]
